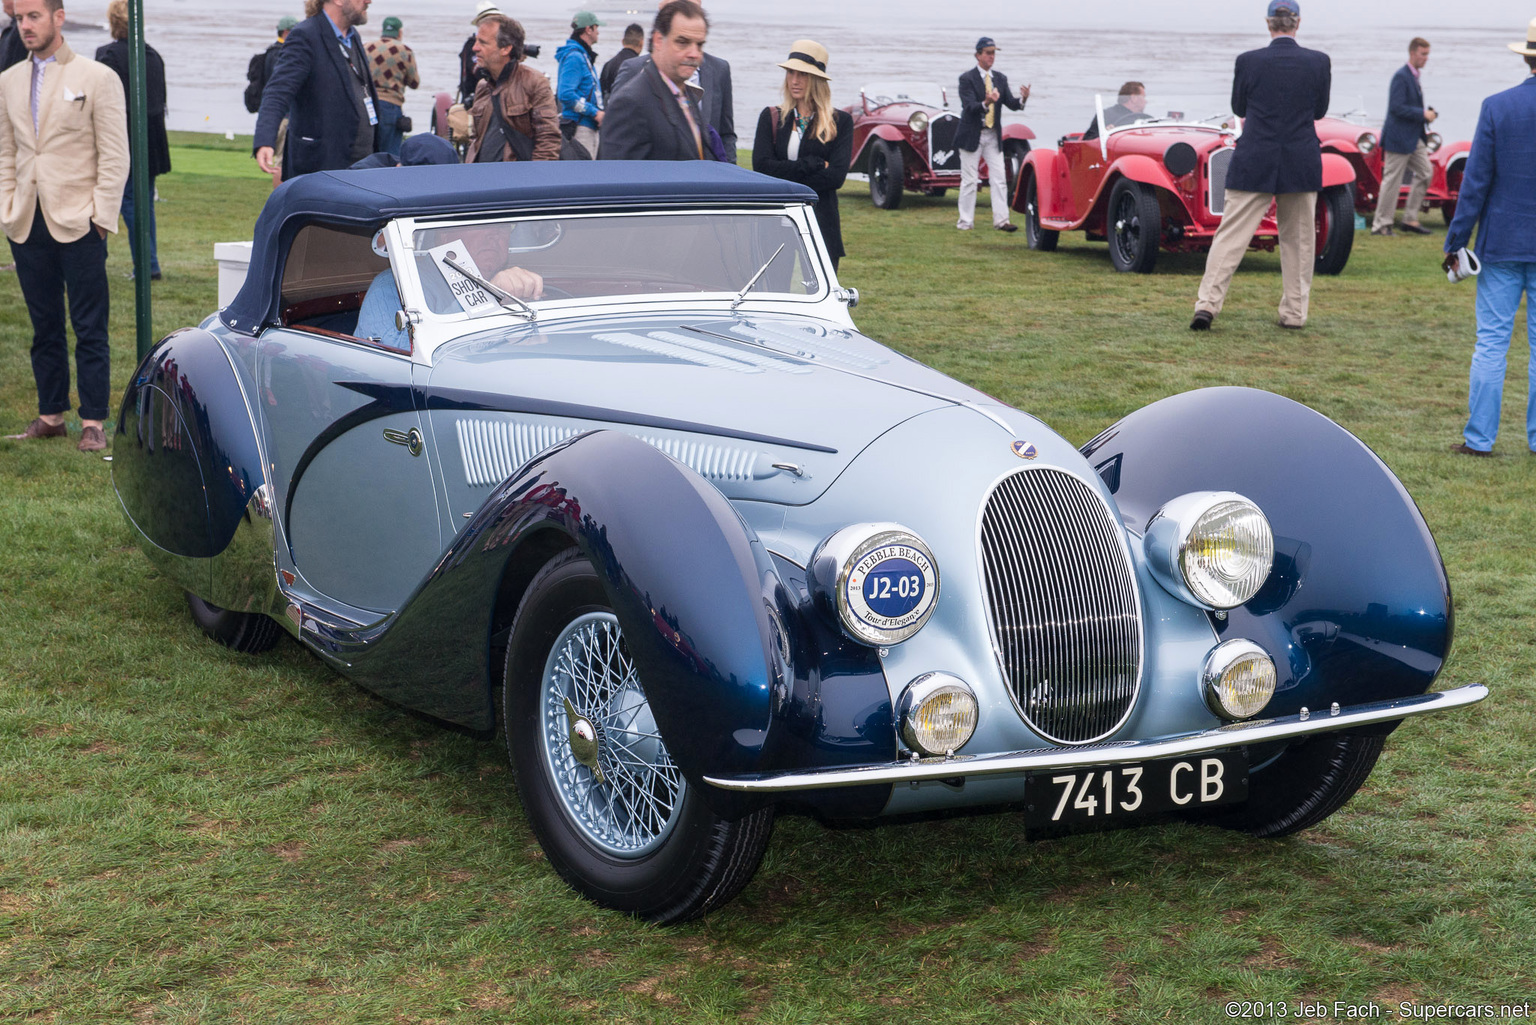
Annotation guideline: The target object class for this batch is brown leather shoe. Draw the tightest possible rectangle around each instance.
[1450,442,1493,457]
[6,417,67,440]
[77,425,107,452]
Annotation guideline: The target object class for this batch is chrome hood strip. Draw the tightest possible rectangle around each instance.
[702,684,1488,793]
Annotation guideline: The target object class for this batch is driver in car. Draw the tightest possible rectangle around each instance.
[356,221,545,348]
[1084,81,1149,139]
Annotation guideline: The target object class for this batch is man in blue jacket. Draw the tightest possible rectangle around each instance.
[1443,19,1536,457]
[1370,37,1437,236]
[1191,0,1329,331]
[254,0,380,181]
[556,11,603,158]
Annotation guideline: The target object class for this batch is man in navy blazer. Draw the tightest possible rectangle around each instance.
[600,2,726,161]
[1442,19,1536,456]
[1191,0,1329,331]
[1371,38,1437,236]
[955,36,1027,232]
[254,0,380,181]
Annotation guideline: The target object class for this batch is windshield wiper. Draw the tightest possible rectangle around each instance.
[732,243,787,309]
[441,256,537,321]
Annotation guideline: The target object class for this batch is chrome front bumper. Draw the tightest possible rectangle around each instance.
[703,684,1488,793]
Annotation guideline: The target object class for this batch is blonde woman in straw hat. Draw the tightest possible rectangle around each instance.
[1442,16,1536,457]
[752,41,853,270]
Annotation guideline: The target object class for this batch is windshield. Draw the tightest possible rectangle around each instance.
[862,82,947,110]
[405,210,823,317]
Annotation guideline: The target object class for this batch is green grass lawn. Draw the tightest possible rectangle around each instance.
[1,149,1532,1023]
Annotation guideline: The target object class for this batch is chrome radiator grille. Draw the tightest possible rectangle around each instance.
[1207,146,1235,215]
[979,468,1142,744]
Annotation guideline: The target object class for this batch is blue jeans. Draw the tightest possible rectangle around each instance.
[376,100,404,159]
[1465,260,1536,452]
[121,173,159,276]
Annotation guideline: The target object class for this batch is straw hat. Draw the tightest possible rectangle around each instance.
[1510,17,1536,56]
[472,1,503,25]
[778,40,831,81]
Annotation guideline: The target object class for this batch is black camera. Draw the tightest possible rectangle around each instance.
[525,43,540,59]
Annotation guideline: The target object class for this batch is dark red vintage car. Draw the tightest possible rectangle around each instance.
[845,82,1035,209]
[1314,114,1469,223]
[1016,96,1357,274]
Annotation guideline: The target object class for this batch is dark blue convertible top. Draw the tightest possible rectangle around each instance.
[221,161,817,333]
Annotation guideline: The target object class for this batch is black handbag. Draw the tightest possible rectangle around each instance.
[474,94,534,163]
[396,114,413,134]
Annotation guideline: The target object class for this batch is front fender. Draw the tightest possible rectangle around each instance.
[1108,153,1179,193]
[342,430,893,815]
[1082,387,1451,727]
[1321,152,1356,190]
[1002,123,1036,142]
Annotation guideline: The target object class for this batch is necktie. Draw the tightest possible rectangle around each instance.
[983,71,994,129]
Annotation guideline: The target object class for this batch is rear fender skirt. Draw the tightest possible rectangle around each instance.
[1321,152,1357,190]
[1081,387,1452,730]
[113,328,275,613]
[337,430,894,816]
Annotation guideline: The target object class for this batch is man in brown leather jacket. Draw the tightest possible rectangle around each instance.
[467,14,559,162]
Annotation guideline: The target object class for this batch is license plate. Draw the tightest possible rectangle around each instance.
[1024,752,1248,830]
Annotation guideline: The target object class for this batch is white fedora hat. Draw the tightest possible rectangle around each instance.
[1508,16,1536,55]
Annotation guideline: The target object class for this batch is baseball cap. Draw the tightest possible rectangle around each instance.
[975,36,999,52]
[572,11,604,29]
[381,16,402,37]
[1266,0,1299,15]
[277,15,297,32]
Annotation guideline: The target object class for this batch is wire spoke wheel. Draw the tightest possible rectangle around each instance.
[540,612,683,858]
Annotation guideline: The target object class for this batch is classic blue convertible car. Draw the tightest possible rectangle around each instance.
[114,162,1484,922]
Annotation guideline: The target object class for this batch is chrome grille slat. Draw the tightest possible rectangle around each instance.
[980,468,1143,745]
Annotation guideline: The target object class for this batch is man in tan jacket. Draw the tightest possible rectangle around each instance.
[0,0,127,451]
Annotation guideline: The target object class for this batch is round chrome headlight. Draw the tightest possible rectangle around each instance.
[810,524,940,646]
[1202,639,1277,719]
[1426,132,1443,154]
[1144,492,1274,610]
[899,672,977,755]
[908,110,929,133]
[1356,131,1377,154]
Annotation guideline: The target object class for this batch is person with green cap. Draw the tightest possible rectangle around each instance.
[556,11,604,157]
[366,15,419,159]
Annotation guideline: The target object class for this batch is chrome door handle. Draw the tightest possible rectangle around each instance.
[382,426,423,456]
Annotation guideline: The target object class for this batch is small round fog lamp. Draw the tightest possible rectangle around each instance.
[908,110,930,134]
[1426,132,1443,154]
[1202,640,1277,720]
[899,673,978,756]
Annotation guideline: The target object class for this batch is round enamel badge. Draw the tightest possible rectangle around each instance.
[1012,441,1038,460]
[842,537,939,642]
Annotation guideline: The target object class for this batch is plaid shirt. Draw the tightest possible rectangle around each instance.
[364,39,419,106]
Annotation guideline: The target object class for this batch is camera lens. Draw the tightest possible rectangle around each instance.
[525,43,540,58]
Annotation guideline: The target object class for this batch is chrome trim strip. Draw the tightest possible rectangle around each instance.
[702,684,1488,792]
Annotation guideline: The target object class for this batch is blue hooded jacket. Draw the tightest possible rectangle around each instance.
[556,38,602,130]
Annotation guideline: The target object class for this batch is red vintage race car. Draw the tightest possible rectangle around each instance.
[1015,95,1357,275]
[1313,112,1469,223]
[845,82,1035,209]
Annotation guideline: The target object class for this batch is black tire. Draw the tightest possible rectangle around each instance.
[503,549,774,923]
[1313,184,1355,276]
[1002,138,1030,206]
[1440,163,1463,225]
[1107,177,1162,273]
[1209,732,1385,838]
[185,592,281,654]
[1022,170,1059,252]
[869,141,905,210]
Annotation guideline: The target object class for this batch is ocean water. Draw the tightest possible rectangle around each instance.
[52,0,1536,151]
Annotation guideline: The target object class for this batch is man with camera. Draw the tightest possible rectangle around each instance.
[1370,37,1437,236]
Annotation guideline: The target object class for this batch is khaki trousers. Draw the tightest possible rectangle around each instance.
[1372,141,1432,230]
[1195,189,1317,326]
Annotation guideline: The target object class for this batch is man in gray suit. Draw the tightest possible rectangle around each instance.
[604,0,733,161]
